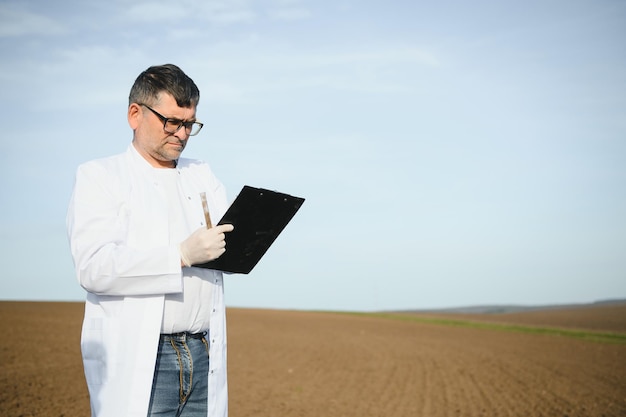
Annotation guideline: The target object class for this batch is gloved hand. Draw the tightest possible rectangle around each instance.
[179,224,235,267]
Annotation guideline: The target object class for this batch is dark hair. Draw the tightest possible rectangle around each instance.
[129,64,200,108]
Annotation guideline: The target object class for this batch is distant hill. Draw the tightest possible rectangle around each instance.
[394,299,626,315]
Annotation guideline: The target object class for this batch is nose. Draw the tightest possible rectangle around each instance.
[173,127,190,141]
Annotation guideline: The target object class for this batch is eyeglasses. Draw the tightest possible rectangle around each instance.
[140,104,204,136]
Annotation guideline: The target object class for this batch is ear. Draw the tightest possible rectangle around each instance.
[128,103,142,130]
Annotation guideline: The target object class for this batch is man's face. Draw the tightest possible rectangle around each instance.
[129,92,197,168]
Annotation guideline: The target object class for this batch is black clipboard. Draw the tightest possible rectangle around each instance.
[196,186,305,274]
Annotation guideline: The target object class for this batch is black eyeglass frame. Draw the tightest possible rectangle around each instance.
[139,104,204,136]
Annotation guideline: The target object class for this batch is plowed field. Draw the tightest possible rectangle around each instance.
[1,301,625,417]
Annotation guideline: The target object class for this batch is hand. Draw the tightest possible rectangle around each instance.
[179,224,235,267]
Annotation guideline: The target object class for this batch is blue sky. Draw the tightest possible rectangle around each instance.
[1,0,624,311]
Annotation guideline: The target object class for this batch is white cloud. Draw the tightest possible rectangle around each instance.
[0,4,68,37]
[191,44,441,99]
[1,43,148,111]
[267,7,312,21]
[266,0,312,20]
[122,2,189,22]
[206,8,256,24]
[200,81,249,103]
[202,44,440,72]
[117,0,257,24]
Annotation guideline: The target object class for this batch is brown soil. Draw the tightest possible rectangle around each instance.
[1,301,625,417]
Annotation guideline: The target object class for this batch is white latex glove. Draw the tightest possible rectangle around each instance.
[179,224,235,267]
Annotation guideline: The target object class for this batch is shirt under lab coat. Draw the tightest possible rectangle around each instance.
[67,144,229,417]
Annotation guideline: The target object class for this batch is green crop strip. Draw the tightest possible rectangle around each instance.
[338,312,626,345]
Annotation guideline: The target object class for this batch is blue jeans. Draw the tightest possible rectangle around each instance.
[147,332,210,417]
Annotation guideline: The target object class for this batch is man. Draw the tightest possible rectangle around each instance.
[67,64,234,417]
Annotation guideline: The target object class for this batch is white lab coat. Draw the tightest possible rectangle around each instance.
[67,144,229,417]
